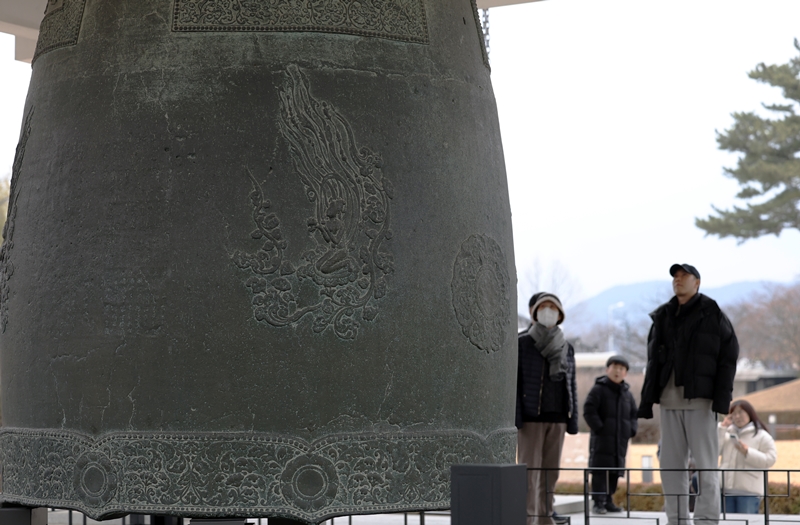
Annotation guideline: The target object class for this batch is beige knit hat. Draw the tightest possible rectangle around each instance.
[528,292,565,325]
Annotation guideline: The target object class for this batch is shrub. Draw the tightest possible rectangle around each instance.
[762,482,800,515]
[556,481,800,513]
[611,483,665,512]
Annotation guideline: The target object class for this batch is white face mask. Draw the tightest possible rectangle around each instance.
[537,307,559,328]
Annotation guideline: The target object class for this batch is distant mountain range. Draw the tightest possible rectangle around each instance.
[561,280,779,336]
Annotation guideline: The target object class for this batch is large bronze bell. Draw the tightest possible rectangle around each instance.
[0,0,516,522]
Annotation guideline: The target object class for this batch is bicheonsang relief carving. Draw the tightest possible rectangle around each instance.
[0,106,34,332]
[232,66,394,340]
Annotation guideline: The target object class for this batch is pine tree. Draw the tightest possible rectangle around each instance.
[696,39,800,241]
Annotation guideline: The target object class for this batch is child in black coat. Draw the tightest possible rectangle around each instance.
[583,355,638,514]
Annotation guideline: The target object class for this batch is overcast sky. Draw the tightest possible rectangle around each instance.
[0,33,30,181]
[1,0,799,314]
[489,0,800,311]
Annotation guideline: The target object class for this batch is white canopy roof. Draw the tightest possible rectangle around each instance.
[0,0,540,62]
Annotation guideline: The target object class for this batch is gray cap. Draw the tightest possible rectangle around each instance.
[606,355,629,370]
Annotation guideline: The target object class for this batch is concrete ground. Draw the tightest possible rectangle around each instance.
[552,510,800,525]
[548,495,800,525]
[44,510,452,525]
[44,500,800,525]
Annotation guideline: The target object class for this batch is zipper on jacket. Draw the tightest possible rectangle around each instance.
[536,353,573,419]
[537,365,545,414]
[567,368,572,419]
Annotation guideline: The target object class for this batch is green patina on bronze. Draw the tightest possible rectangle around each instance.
[4,0,514,521]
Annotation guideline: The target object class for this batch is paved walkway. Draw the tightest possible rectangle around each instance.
[45,511,453,525]
[553,511,800,525]
[45,503,800,525]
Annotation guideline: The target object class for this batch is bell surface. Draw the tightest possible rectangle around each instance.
[0,0,517,522]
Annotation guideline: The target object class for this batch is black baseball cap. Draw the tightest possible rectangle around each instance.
[669,263,700,280]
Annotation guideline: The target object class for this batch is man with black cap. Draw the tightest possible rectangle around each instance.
[516,292,579,525]
[639,264,739,525]
[583,355,638,514]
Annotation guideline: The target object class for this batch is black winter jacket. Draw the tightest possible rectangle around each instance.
[515,330,579,434]
[583,376,638,470]
[638,293,739,418]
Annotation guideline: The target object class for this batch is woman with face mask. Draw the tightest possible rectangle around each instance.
[516,292,578,525]
[718,399,777,515]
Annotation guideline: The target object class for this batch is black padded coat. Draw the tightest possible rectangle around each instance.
[583,376,638,470]
[515,330,579,434]
[638,293,739,419]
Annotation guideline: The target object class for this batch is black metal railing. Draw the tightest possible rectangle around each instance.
[529,466,800,525]
[47,510,433,525]
[45,467,800,525]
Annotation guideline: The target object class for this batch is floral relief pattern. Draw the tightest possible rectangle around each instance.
[172,0,429,44]
[451,234,511,353]
[0,428,516,522]
[280,454,339,512]
[74,451,117,507]
[33,0,87,63]
[232,65,393,340]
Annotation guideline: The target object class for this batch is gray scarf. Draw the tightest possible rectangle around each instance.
[528,322,569,381]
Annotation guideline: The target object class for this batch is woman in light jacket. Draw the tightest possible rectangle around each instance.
[718,399,778,514]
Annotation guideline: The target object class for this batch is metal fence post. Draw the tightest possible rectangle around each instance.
[625,467,631,516]
[583,468,591,525]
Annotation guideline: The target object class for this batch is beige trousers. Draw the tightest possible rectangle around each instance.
[517,422,567,525]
